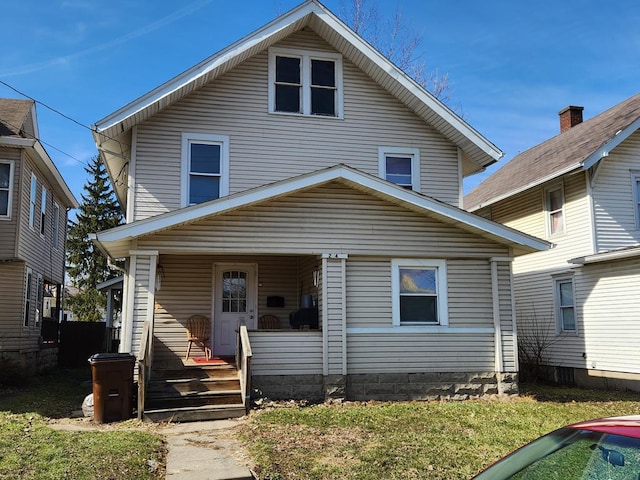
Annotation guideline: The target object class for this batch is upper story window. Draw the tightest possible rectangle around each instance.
[268,47,343,118]
[40,187,47,237]
[545,183,565,237]
[632,170,640,228]
[29,174,37,229]
[0,160,13,219]
[391,259,448,326]
[554,275,576,333]
[181,133,229,207]
[52,202,60,249]
[378,147,420,190]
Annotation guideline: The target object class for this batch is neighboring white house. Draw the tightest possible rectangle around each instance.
[466,94,640,391]
[90,0,548,417]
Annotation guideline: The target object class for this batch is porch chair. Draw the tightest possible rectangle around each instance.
[258,314,280,329]
[185,314,212,361]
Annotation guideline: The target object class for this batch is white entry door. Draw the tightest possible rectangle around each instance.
[213,264,257,356]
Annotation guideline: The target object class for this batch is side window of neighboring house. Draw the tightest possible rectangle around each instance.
[632,170,640,228]
[268,47,343,118]
[0,160,14,219]
[36,274,43,328]
[181,133,229,207]
[554,276,576,333]
[24,268,33,327]
[40,187,47,237]
[391,259,448,326]
[29,174,37,229]
[52,202,60,249]
[545,183,565,237]
[378,147,420,190]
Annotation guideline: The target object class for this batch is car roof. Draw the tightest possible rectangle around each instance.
[568,415,640,439]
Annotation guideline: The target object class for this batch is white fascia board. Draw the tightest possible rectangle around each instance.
[582,116,640,170]
[0,137,78,208]
[466,163,582,212]
[96,164,550,253]
[94,2,318,133]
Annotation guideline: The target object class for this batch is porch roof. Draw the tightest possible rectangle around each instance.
[91,164,550,259]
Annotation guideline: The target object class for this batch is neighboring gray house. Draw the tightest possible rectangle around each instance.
[0,98,78,374]
[91,0,548,420]
[466,94,640,391]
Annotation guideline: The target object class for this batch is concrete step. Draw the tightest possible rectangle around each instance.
[144,403,246,423]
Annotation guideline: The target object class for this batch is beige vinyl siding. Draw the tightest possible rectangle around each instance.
[0,262,26,351]
[131,255,152,356]
[133,29,461,221]
[16,151,66,284]
[347,333,495,374]
[0,148,20,259]
[137,183,509,258]
[497,261,517,370]
[577,258,640,374]
[152,255,305,366]
[490,173,592,369]
[249,331,323,375]
[346,257,391,327]
[592,130,640,251]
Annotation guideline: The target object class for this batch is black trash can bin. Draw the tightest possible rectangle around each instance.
[88,353,135,423]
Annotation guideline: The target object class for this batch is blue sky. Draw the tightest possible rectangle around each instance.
[2,0,640,202]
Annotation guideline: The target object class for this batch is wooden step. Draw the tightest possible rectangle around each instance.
[154,365,238,381]
[143,403,246,423]
[148,378,240,395]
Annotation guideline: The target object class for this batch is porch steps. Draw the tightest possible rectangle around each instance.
[143,364,246,422]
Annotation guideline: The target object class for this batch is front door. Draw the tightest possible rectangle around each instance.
[213,264,257,356]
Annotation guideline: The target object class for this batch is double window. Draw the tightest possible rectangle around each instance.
[181,133,229,207]
[269,47,343,118]
[545,183,565,237]
[29,174,37,229]
[379,147,420,190]
[0,161,13,218]
[391,259,448,326]
[554,275,576,333]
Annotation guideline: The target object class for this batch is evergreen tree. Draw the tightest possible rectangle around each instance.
[66,155,123,321]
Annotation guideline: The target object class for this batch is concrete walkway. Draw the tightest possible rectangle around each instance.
[160,419,254,480]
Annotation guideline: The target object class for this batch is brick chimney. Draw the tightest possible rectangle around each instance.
[559,105,584,133]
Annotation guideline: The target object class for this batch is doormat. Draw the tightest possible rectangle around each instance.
[191,356,234,365]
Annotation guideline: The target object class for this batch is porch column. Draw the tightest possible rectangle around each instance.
[490,256,516,395]
[121,250,158,357]
[321,253,347,401]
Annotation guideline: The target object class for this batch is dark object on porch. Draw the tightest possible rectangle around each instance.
[259,315,280,329]
[289,307,319,329]
[185,314,211,361]
[266,295,285,308]
[88,353,135,423]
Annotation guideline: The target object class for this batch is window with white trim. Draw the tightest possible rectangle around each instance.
[24,268,33,327]
[52,202,60,249]
[29,174,37,229]
[554,275,576,333]
[391,259,448,326]
[379,147,420,190]
[181,133,229,207]
[40,187,47,237]
[268,47,343,118]
[632,170,640,228]
[0,160,13,218]
[36,273,43,328]
[545,183,565,237]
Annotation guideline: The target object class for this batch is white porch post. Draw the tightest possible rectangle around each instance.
[490,256,515,395]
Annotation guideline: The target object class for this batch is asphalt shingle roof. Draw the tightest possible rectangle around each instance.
[465,93,640,210]
[0,98,33,137]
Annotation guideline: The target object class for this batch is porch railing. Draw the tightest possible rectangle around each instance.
[236,321,253,413]
[137,320,152,420]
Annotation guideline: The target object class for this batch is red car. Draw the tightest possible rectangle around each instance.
[473,416,640,479]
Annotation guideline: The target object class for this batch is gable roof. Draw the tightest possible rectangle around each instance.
[0,98,78,209]
[465,93,640,211]
[91,164,550,259]
[93,0,502,208]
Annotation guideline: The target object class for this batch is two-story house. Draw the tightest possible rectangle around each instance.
[466,94,640,391]
[91,0,549,420]
[0,98,78,375]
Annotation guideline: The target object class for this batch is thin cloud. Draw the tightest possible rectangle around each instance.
[0,0,212,78]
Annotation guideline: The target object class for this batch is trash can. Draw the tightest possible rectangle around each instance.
[88,353,135,423]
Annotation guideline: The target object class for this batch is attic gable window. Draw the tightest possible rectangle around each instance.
[181,133,229,207]
[378,147,420,190]
[269,47,343,118]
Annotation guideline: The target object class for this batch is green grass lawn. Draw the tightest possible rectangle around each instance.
[0,367,165,480]
[238,385,640,480]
